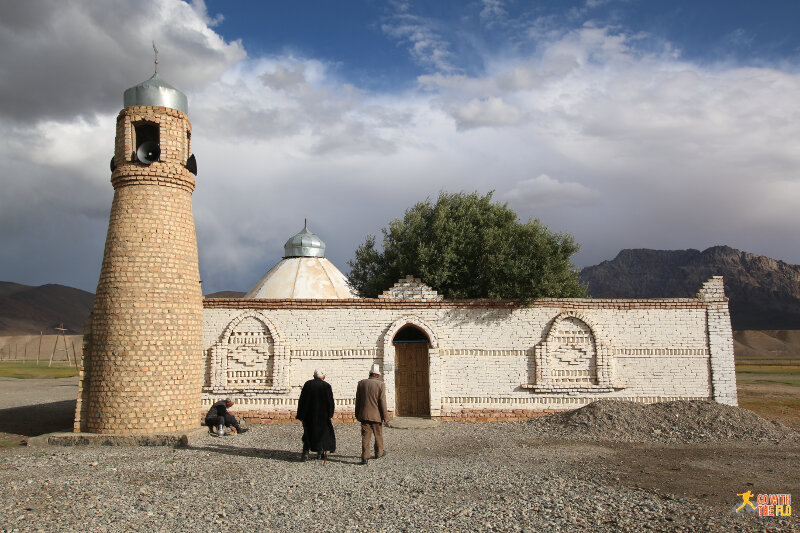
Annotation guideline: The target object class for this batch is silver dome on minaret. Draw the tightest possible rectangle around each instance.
[283,222,326,258]
[123,43,188,114]
[244,222,357,299]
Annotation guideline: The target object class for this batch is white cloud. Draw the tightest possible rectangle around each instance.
[480,0,508,27]
[2,4,800,294]
[381,2,458,73]
[0,0,244,122]
[447,96,523,130]
[503,174,601,208]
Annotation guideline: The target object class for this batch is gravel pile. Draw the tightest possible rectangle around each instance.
[1,419,795,532]
[529,400,799,444]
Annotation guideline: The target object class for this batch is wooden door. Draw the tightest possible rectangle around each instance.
[395,343,430,417]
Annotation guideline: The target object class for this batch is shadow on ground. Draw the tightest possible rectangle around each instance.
[0,400,76,437]
[189,444,362,465]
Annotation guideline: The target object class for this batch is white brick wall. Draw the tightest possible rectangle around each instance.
[201,276,737,415]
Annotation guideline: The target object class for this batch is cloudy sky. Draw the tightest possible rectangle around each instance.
[1,0,799,294]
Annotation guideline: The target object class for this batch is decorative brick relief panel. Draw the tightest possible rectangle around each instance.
[528,311,617,393]
[208,311,290,394]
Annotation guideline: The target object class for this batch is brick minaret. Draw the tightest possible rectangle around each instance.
[75,70,203,434]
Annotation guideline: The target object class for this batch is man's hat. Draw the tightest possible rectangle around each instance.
[370,363,381,375]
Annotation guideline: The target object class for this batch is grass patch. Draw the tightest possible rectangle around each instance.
[0,362,77,379]
[0,439,24,449]
[736,358,800,366]
[736,362,800,427]
[736,365,800,376]
[737,377,800,387]
[738,395,800,428]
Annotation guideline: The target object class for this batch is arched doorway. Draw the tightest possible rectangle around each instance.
[393,325,430,417]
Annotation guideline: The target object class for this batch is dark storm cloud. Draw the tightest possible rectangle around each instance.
[0,0,244,123]
[0,0,244,290]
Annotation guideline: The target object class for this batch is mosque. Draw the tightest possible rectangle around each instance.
[74,66,737,434]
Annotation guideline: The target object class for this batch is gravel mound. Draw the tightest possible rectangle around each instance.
[530,400,798,444]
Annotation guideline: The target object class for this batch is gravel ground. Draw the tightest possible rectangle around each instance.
[1,414,798,533]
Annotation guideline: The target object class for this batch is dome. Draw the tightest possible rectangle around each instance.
[244,223,357,299]
[284,223,326,258]
[244,257,357,299]
[123,73,188,115]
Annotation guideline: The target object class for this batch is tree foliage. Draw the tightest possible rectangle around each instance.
[347,191,588,299]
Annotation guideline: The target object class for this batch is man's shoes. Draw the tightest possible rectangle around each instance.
[238,427,249,434]
[300,453,309,462]
[208,427,219,437]
[360,458,369,465]
[374,450,387,459]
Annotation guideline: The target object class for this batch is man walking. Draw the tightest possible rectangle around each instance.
[355,363,388,465]
[296,369,336,461]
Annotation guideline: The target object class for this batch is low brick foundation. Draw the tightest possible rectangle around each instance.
[440,408,560,422]
[222,408,561,425]
[223,410,359,425]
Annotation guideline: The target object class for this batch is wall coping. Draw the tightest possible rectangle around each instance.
[203,297,707,310]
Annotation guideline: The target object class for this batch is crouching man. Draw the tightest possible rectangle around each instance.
[205,398,248,436]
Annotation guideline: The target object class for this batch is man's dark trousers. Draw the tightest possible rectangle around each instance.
[205,413,241,432]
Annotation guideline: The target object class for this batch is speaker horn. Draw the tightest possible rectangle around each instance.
[185,153,197,175]
[136,141,160,165]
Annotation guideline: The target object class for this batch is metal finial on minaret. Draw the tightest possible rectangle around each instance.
[304,218,307,229]
[152,41,159,75]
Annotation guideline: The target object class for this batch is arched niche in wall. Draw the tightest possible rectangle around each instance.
[208,311,290,393]
[525,311,618,393]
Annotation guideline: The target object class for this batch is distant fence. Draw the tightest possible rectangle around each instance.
[0,335,83,366]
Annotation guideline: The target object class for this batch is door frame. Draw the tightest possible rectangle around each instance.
[382,316,441,417]
[394,339,430,417]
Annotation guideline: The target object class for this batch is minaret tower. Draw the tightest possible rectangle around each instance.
[76,48,202,434]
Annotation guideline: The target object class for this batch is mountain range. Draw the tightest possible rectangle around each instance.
[0,282,94,335]
[579,245,800,330]
[2,245,799,334]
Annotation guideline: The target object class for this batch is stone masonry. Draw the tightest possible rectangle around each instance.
[202,277,737,424]
[75,105,203,434]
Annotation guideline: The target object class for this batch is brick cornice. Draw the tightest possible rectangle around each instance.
[203,297,707,310]
[111,165,195,192]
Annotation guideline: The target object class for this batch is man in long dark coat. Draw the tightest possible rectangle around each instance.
[296,369,336,461]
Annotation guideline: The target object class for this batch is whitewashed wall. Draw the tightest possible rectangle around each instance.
[201,276,736,418]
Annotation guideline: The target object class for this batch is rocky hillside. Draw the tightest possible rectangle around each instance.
[580,246,800,330]
[0,282,94,335]
[205,291,246,298]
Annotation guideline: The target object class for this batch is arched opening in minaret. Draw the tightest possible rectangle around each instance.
[132,121,160,163]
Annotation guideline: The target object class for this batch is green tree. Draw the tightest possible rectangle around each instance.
[347,191,588,299]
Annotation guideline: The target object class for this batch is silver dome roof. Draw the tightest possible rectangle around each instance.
[284,223,326,258]
[123,73,188,115]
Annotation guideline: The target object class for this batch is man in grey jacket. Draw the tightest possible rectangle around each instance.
[354,363,388,465]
